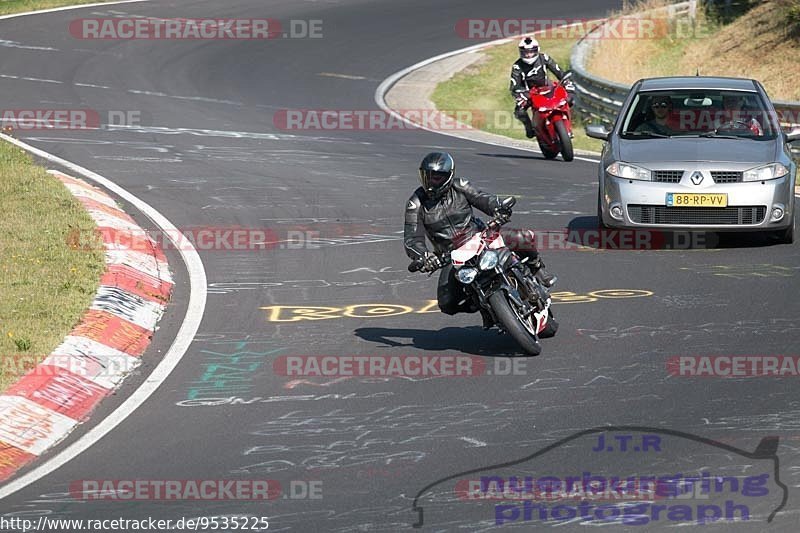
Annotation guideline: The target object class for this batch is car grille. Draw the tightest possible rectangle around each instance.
[653,170,683,183]
[711,171,743,183]
[628,205,767,225]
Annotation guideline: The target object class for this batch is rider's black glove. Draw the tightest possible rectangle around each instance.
[564,81,576,108]
[495,211,512,225]
[422,252,444,272]
[494,201,513,225]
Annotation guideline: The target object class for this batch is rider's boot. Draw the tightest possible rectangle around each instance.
[521,116,536,138]
[529,254,557,287]
[479,308,495,330]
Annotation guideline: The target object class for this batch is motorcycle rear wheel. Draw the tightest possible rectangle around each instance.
[488,291,542,356]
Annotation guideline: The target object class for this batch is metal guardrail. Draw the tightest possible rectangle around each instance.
[570,34,629,127]
[569,0,800,150]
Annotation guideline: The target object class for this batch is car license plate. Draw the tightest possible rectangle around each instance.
[666,193,728,207]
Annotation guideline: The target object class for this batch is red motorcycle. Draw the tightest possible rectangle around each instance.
[529,71,574,162]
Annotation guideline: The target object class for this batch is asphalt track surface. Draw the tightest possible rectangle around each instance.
[1,0,800,531]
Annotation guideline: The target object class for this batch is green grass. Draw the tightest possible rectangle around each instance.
[431,36,606,154]
[0,0,114,15]
[0,141,105,390]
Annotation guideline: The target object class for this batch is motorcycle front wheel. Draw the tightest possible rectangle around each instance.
[537,138,558,159]
[554,120,574,162]
[488,291,542,356]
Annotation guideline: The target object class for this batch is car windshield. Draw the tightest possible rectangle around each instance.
[620,89,779,140]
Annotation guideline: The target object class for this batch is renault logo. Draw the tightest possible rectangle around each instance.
[690,171,704,185]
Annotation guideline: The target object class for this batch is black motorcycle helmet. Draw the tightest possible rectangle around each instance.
[418,152,455,198]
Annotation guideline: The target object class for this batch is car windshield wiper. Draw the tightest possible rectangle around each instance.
[696,131,745,139]
[622,131,671,138]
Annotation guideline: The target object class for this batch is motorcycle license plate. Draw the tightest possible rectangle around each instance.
[666,193,727,207]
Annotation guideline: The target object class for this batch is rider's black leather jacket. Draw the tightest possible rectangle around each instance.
[509,54,567,97]
[404,178,501,259]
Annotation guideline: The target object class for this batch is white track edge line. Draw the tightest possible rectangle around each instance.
[0,0,148,20]
[0,133,207,500]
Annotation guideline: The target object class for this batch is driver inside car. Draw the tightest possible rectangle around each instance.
[715,94,764,135]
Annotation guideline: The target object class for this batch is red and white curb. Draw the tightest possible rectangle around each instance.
[0,170,173,482]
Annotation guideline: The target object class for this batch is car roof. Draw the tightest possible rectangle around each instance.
[637,76,758,92]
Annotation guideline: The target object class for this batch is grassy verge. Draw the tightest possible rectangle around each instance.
[0,141,104,390]
[588,0,800,101]
[586,0,721,85]
[0,0,114,16]
[431,36,606,154]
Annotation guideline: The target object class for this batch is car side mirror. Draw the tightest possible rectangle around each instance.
[786,127,800,143]
[585,124,610,141]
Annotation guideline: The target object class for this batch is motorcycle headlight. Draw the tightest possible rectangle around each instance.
[456,267,478,284]
[538,107,549,113]
[606,162,651,181]
[478,250,499,271]
[743,163,789,182]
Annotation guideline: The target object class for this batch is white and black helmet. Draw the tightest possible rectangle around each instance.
[418,152,455,197]
[518,36,539,65]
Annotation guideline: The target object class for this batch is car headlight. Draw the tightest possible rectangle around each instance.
[478,250,499,271]
[456,267,478,284]
[743,163,789,182]
[606,162,651,181]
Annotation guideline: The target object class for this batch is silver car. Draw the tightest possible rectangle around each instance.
[587,76,800,244]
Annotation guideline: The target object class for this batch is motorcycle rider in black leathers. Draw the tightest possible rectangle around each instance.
[404,152,556,329]
[510,36,575,138]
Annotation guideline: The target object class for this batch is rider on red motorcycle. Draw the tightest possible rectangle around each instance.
[510,36,575,138]
[403,152,556,328]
